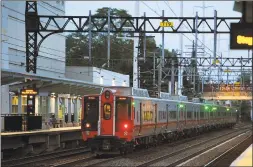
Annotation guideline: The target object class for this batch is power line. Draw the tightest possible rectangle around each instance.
[163,1,222,58]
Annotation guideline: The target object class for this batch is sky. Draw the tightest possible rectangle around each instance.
[65,1,250,82]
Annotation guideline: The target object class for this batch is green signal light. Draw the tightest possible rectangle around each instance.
[226,108,230,111]
[179,104,184,108]
[132,102,135,105]
[212,107,217,111]
[205,106,209,110]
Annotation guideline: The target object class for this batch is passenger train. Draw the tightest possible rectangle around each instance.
[81,87,237,156]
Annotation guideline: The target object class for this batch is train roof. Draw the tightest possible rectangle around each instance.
[101,87,237,108]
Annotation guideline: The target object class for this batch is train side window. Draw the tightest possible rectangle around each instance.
[170,111,176,119]
[187,112,191,119]
[200,112,204,118]
[103,104,111,120]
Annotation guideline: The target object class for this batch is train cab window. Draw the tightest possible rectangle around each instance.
[116,103,129,120]
[83,97,99,130]
[116,98,131,120]
[103,104,111,120]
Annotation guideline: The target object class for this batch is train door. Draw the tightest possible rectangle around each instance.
[139,102,142,135]
[166,104,169,130]
[177,103,186,130]
[100,90,114,136]
[154,103,158,133]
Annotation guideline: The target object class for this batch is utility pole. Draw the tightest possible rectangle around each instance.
[171,56,175,95]
[107,9,111,68]
[133,1,139,88]
[213,10,218,90]
[178,1,184,96]
[143,12,146,63]
[158,50,162,95]
[194,12,198,96]
[162,10,165,68]
[202,1,205,57]
[88,10,92,64]
[153,53,156,87]
[226,67,229,84]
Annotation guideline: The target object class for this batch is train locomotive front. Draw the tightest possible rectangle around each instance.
[81,89,135,155]
[81,87,237,156]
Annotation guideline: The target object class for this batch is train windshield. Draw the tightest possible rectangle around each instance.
[83,96,99,130]
[115,97,131,131]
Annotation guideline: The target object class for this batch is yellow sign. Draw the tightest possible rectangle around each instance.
[21,89,38,95]
[224,69,232,73]
[237,35,252,46]
[212,59,220,64]
[160,21,173,27]
[58,105,63,119]
[143,111,153,121]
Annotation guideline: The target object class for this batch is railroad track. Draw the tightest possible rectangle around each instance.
[51,124,251,167]
[1,147,89,167]
[204,134,252,167]
[5,124,249,167]
[135,126,251,167]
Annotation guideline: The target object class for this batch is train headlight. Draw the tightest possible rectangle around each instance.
[124,124,128,129]
[86,123,91,128]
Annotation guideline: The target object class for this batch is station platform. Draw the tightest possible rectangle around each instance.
[230,144,252,166]
[1,126,84,159]
[1,126,81,137]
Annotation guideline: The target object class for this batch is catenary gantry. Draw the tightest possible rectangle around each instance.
[25,1,244,73]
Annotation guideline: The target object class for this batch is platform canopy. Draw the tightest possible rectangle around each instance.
[1,68,103,96]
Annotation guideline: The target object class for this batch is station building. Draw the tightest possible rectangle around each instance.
[1,1,130,129]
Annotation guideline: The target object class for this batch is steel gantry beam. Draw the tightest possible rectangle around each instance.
[84,56,252,69]
[25,1,242,73]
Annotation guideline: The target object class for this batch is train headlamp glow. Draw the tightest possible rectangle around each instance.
[124,124,128,129]
[86,123,91,128]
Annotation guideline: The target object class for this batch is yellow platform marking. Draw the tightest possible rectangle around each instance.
[231,144,252,166]
[1,126,81,136]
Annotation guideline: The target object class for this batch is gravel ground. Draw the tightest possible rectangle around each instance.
[93,125,250,166]
[2,149,89,167]
[24,153,93,167]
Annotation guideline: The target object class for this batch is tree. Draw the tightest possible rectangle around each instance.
[66,7,176,91]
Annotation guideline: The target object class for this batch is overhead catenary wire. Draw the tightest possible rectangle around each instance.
[141,1,222,59]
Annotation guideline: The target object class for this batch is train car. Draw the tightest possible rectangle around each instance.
[81,87,237,156]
